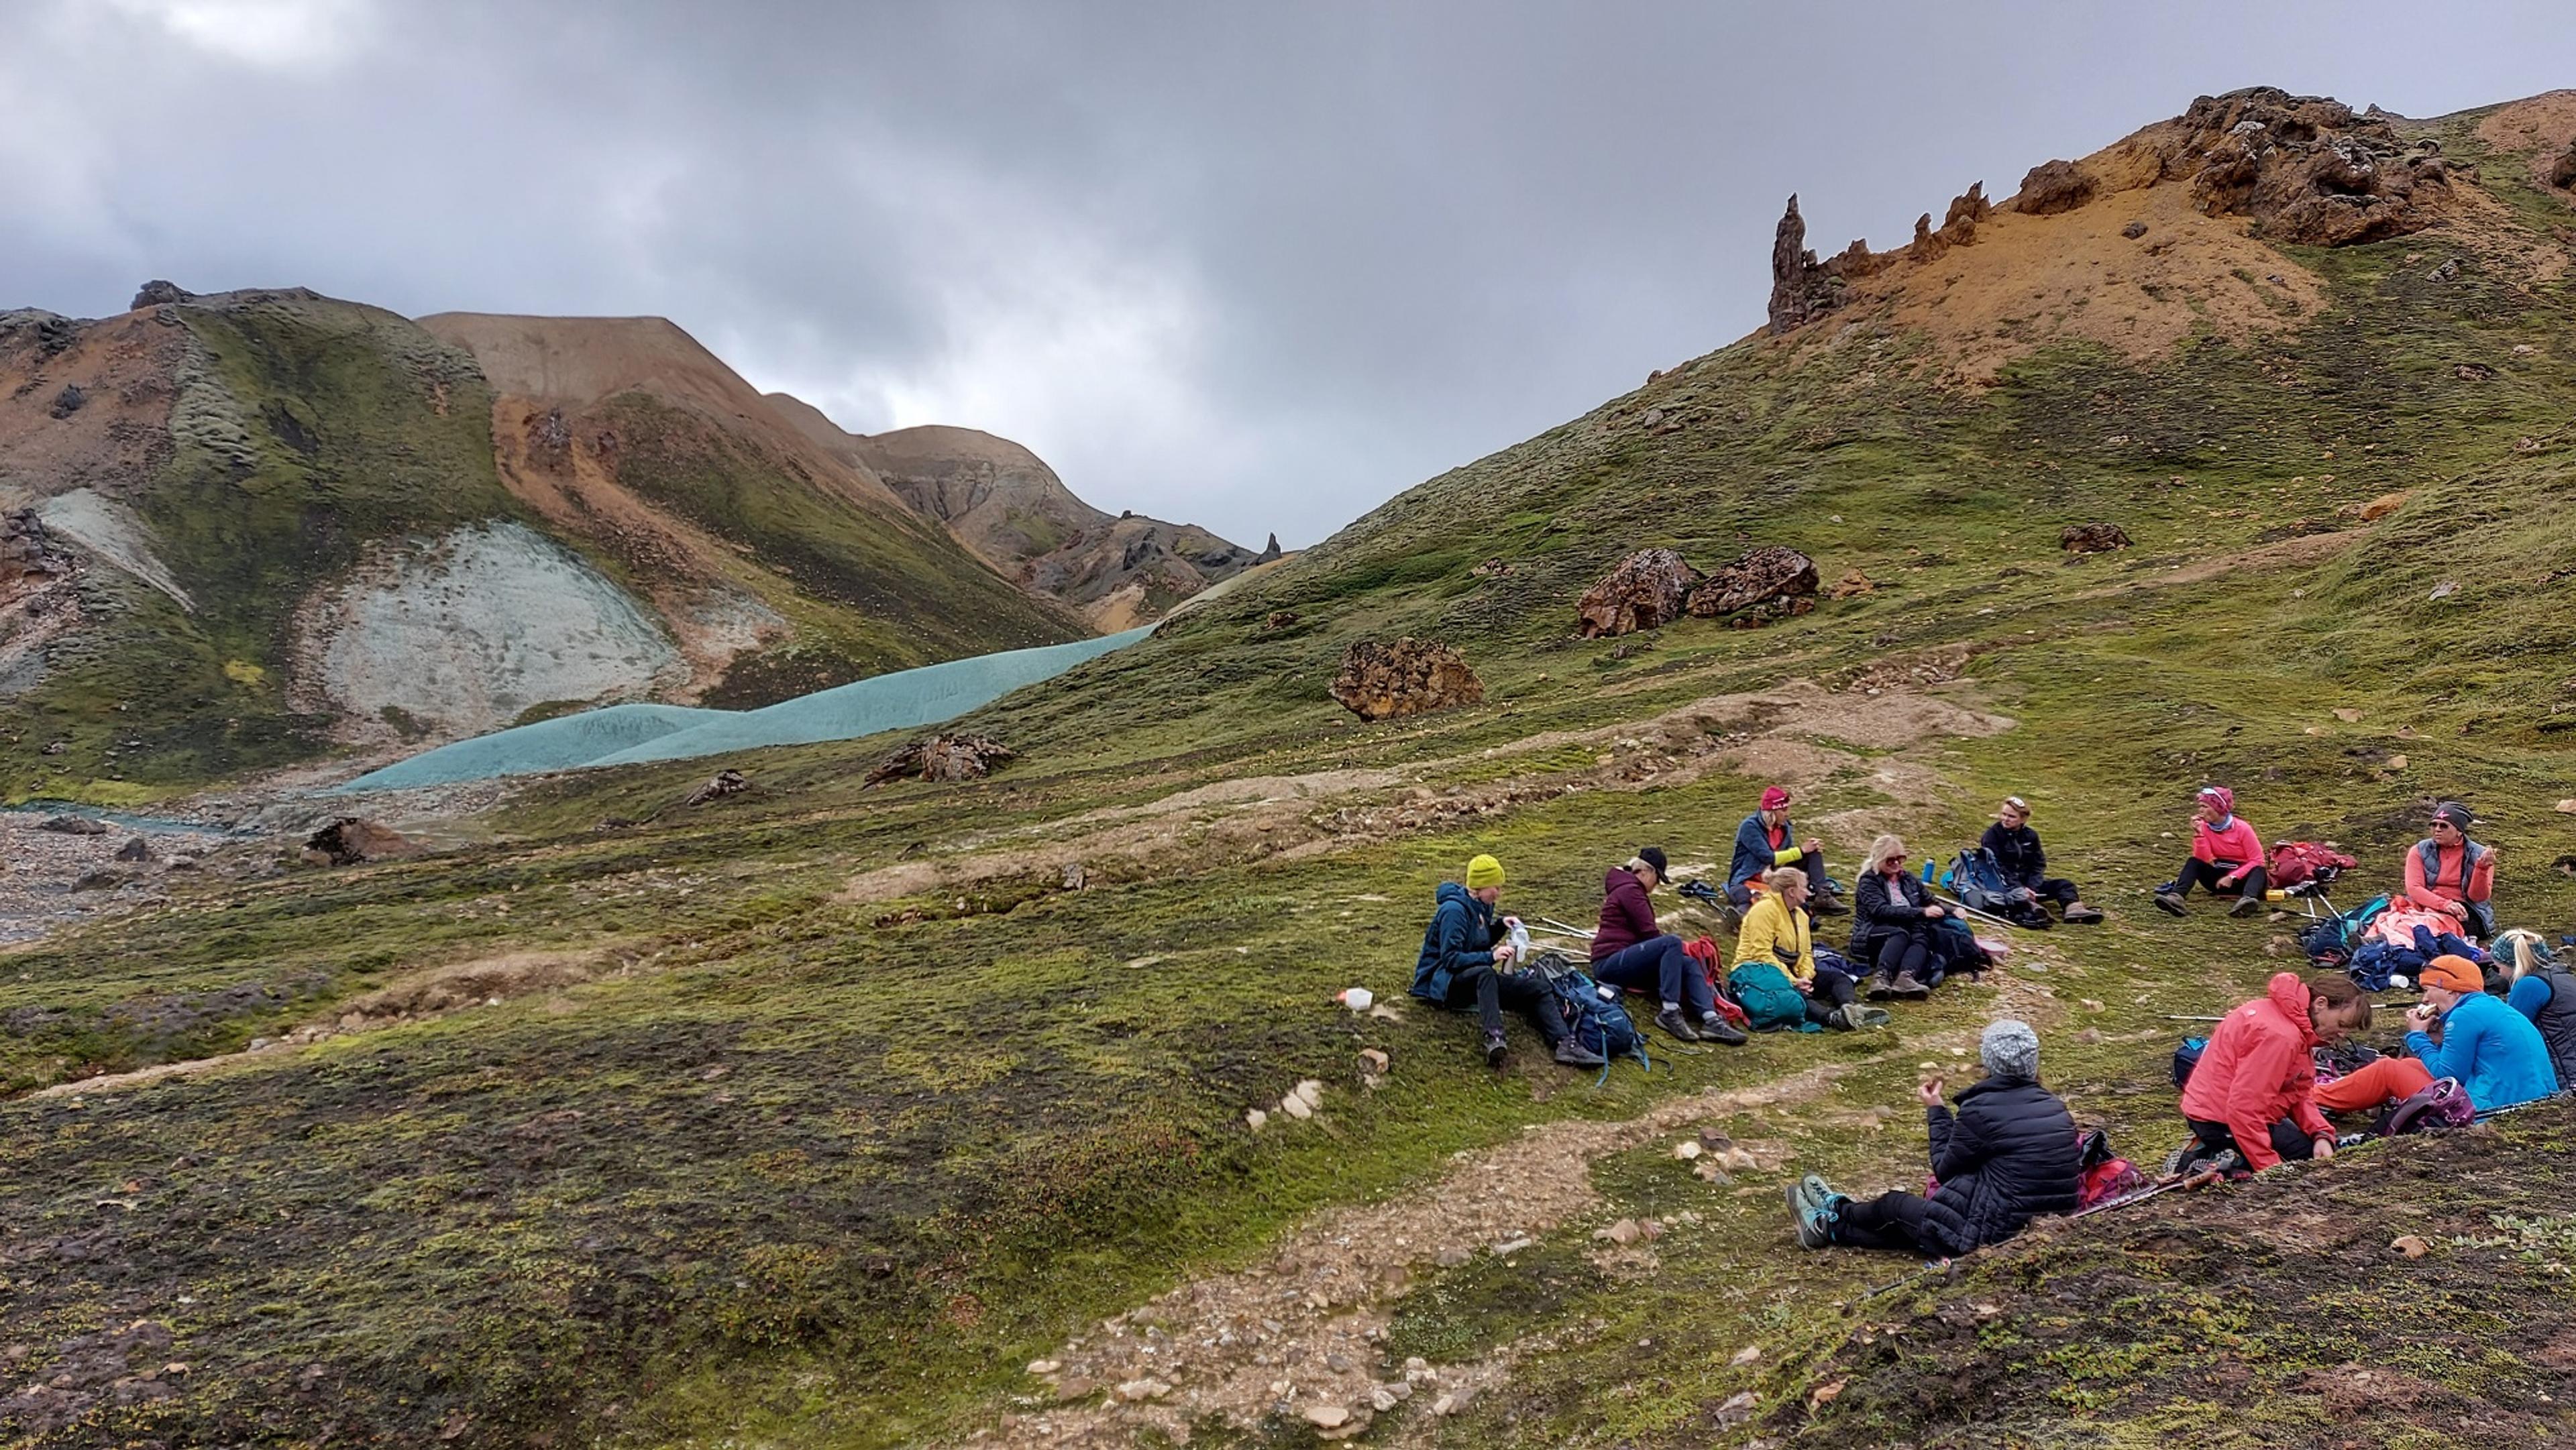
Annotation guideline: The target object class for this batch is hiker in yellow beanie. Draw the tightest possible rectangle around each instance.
[1410,854,1601,1070]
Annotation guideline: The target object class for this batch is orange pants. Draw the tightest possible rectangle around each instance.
[2314,1056,2435,1115]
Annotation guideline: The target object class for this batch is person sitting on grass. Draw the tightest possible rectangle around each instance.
[2154,786,2267,919]
[2404,801,2498,942]
[1592,846,1748,1047]
[1788,1019,2079,1255]
[2503,930,2576,1089]
[1727,786,1845,915]
[2174,972,2372,1173]
[1982,795,2104,924]
[1410,853,1605,1070]
[2309,956,2560,1119]
[1849,834,1942,1000]
[1732,867,1878,1031]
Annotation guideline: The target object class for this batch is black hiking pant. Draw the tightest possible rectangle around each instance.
[2021,878,2082,909]
[1831,1190,1934,1253]
[1868,932,1929,985]
[1442,966,1568,1046]
[1727,850,1827,909]
[2185,1115,2316,1168]
[2165,858,2267,903]
[1802,964,1859,1026]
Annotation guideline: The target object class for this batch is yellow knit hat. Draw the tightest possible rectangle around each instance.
[1464,854,1505,889]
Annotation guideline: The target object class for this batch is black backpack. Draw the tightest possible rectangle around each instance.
[1946,847,2051,929]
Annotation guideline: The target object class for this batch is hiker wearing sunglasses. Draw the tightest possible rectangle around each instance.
[1848,834,1940,999]
[1592,846,1748,1046]
[1982,796,2104,925]
[1409,854,1603,1070]
[2153,786,2267,918]
[2404,801,2498,942]
[1788,1019,2079,1255]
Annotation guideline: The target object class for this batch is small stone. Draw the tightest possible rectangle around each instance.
[2556,799,2576,815]
[1672,1140,1703,1161]
[1358,1048,1389,1073]
[2121,220,2148,239]
[1292,1079,1324,1109]
[2428,581,2458,601]
[1246,1108,1269,1131]
[1116,1377,1173,1402]
[1433,1386,1478,1416]
[1493,1235,1534,1256]
[1279,1095,1313,1121]
[2075,1027,2103,1044]
[115,837,154,863]
[2385,755,2408,771]
[1053,1378,1095,1402]
[2332,708,2363,722]
[1693,1160,1733,1184]
[1731,1344,1762,1365]
[1595,1218,1642,1245]
[2080,999,2105,1013]
[1811,1377,1849,1406]
[2392,1235,2430,1260]
[1717,1147,1758,1172]
[1371,1386,1400,1412]
[1434,1247,1470,1268]
[1303,1404,1352,1430]
[1027,1359,1060,1376]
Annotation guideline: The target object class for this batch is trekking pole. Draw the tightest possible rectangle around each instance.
[2068,1166,2223,1221]
[1858,1259,1953,1300]
[1930,891,2026,932]
[2161,1014,2226,1022]
[1532,917,1596,940]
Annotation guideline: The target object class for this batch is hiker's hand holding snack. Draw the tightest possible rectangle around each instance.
[1917,1076,1944,1108]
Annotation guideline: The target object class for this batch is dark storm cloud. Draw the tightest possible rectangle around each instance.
[5,1,2573,545]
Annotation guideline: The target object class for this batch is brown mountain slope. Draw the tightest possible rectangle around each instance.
[765,392,1271,628]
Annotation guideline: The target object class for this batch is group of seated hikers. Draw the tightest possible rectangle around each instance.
[1407,776,2572,1262]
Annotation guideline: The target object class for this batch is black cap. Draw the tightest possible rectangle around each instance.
[2433,801,2473,830]
[1638,846,1668,877]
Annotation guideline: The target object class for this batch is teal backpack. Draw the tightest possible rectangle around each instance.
[1727,962,1817,1033]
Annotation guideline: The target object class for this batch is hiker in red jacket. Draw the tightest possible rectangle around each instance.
[2153,786,2268,919]
[2402,801,2498,941]
[2174,972,2373,1172]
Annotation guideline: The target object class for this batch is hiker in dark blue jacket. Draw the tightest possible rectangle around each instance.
[1726,785,1844,915]
[1409,854,1600,1070]
[1980,796,2104,924]
[1787,1019,2080,1256]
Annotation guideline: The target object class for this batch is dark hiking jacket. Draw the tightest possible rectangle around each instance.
[1411,881,1500,1003]
[1919,1075,2080,1257]
[1849,869,1936,960]
[1980,822,2051,892]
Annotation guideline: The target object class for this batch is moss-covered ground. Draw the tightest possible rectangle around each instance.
[3,128,2575,1448]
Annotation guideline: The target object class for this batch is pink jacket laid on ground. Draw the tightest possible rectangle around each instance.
[2177,971,2332,1171]
[2191,814,2263,871]
[1592,867,1659,961]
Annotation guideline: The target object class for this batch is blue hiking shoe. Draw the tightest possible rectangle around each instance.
[1788,1183,1839,1249]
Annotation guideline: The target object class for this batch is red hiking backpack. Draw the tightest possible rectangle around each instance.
[1679,936,1750,1029]
[2074,1127,2144,1211]
[2267,840,2359,890]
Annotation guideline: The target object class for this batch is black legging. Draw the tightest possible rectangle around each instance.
[1442,965,1569,1045]
[1802,965,1858,1025]
[2184,1115,2314,1168]
[1869,933,1929,984]
[1832,1190,1933,1253]
[2169,858,2268,902]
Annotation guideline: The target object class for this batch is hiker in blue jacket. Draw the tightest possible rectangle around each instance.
[1410,854,1603,1070]
[2406,955,2557,1109]
[1726,785,1845,915]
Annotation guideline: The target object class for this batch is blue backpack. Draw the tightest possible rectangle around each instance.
[2298,893,2390,965]
[1533,953,1650,1077]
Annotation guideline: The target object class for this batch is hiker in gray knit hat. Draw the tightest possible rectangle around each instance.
[1785,1017,2080,1256]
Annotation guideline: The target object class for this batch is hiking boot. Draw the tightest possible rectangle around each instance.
[1809,891,1850,917]
[1788,1183,1837,1249]
[1890,972,1932,1000]
[1483,1029,1508,1068]
[2153,891,2188,917]
[1830,1002,1889,1030]
[2229,895,2265,918]
[1866,977,1896,1002]
[1699,1013,1748,1046]
[1552,1037,1607,1068]
[2063,904,2105,925]
[1653,1007,1701,1044]
[1796,1174,1837,1215]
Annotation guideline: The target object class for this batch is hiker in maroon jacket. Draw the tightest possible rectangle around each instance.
[1592,847,1746,1046]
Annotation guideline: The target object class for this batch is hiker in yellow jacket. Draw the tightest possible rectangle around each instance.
[1732,867,1880,1030]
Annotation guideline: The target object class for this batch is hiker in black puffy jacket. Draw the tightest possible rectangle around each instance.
[1786,1019,2080,1257]
[1847,834,1943,999]
[1980,796,2104,924]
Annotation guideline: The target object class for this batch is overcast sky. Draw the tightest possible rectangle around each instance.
[5,1,2573,547]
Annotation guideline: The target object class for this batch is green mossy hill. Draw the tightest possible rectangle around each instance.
[1,292,513,799]
[3,97,2576,1449]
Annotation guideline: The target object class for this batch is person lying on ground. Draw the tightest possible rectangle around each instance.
[2154,786,2267,919]
[1788,1019,2080,1254]
[2503,930,2576,1089]
[2176,971,2372,1172]
[1982,795,2104,924]
[1592,845,1747,1047]
[1731,867,1880,1031]
[2404,801,2498,942]
[1726,786,1845,915]
[2403,954,2557,1109]
[1410,854,1606,1070]
[1849,834,1941,1000]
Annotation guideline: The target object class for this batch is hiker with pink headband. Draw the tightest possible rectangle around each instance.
[1725,785,1845,916]
[2153,786,2267,919]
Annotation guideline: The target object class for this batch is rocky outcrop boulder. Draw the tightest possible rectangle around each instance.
[1329,638,1485,722]
[1688,546,1820,619]
[2061,522,2133,553]
[684,769,750,805]
[1767,195,1888,335]
[129,280,196,310]
[303,818,421,867]
[2548,140,2576,190]
[1,511,68,587]
[2136,87,2453,246]
[2015,159,2097,216]
[867,733,1016,786]
[1578,549,1697,636]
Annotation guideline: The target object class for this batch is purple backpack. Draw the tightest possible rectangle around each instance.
[2381,1076,2475,1136]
